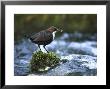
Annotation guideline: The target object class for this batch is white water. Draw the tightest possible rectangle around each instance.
[14,33,97,76]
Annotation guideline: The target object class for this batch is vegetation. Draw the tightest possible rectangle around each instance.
[14,14,97,41]
[29,51,60,73]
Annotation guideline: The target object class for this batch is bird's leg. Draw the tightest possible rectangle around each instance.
[38,45,41,51]
[43,45,49,53]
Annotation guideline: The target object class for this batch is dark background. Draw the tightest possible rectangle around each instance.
[14,14,97,41]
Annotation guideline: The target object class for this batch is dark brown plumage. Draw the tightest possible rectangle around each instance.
[29,26,62,52]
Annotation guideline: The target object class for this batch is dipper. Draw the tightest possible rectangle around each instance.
[29,26,63,52]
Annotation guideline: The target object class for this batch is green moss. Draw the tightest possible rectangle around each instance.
[29,51,60,73]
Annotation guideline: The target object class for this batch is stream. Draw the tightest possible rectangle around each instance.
[14,32,97,76]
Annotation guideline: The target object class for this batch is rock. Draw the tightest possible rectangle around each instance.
[14,33,97,76]
[29,51,60,73]
[28,54,97,76]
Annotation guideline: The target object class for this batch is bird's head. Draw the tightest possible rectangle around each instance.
[47,26,63,33]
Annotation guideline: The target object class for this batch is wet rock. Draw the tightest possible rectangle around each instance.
[14,33,97,76]
[28,54,97,76]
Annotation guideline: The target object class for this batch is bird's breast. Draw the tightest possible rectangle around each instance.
[52,31,56,40]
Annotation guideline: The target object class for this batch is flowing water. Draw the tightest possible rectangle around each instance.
[14,33,97,76]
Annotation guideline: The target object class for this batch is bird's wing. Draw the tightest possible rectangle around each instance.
[30,32,40,40]
[30,31,53,42]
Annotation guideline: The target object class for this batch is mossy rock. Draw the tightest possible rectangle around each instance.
[29,51,60,73]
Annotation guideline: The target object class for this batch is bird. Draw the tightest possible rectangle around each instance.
[29,26,63,53]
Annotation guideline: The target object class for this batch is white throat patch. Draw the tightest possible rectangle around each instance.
[52,31,56,40]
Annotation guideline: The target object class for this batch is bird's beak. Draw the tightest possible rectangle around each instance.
[57,29,63,32]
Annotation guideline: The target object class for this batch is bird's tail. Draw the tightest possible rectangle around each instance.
[24,33,35,39]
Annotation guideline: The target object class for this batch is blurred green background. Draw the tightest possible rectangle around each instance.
[14,14,97,41]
